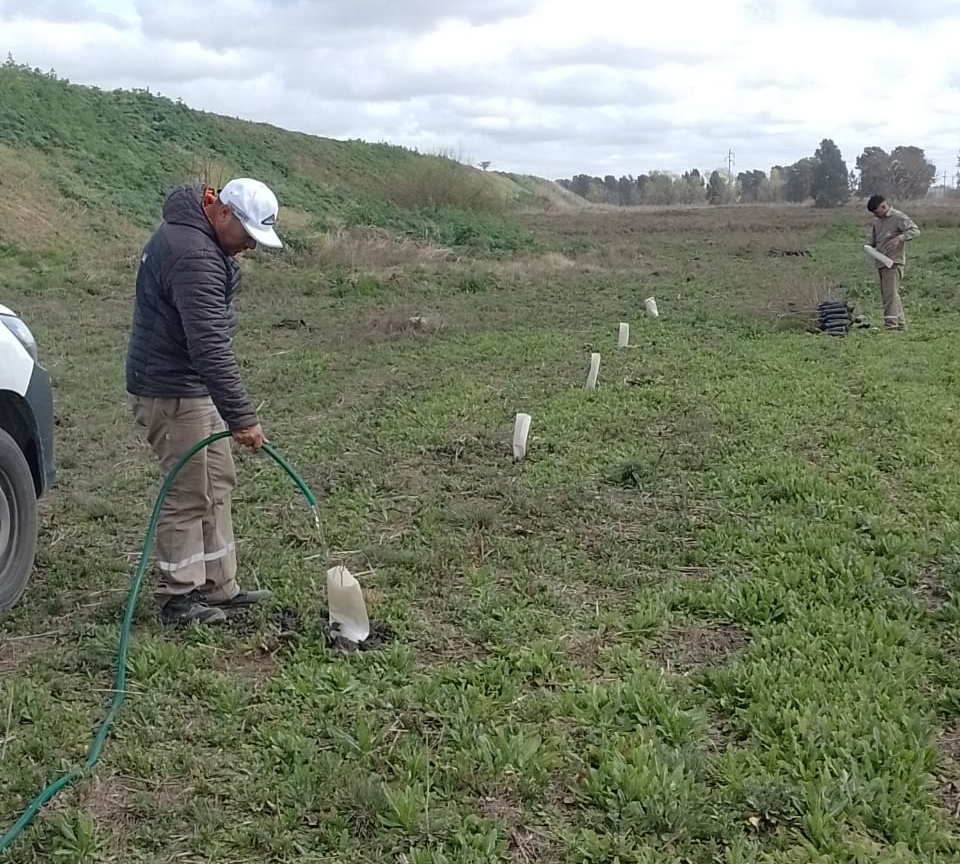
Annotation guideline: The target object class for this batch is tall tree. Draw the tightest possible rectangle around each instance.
[677,169,705,204]
[602,175,619,204]
[737,169,766,202]
[706,170,725,204]
[783,158,815,203]
[758,167,785,202]
[889,145,936,199]
[568,175,592,198]
[642,171,677,206]
[856,146,891,197]
[810,138,850,208]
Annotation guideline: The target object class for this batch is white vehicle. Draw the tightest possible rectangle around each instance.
[0,303,55,610]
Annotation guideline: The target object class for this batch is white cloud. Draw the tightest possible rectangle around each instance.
[0,0,131,27]
[806,0,958,21]
[1,0,957,182]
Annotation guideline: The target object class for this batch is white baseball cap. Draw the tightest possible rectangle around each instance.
[218,178,283,248]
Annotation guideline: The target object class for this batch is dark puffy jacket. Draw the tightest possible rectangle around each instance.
[125,183,258,431]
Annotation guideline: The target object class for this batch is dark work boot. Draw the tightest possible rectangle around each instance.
[160,590,228,625]
[205,588,273,610]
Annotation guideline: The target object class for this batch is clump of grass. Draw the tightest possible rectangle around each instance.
[382,150,510,216]
[739,269,841,331]
[302,225,456,271]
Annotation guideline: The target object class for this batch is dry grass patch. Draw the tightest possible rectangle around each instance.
[0,630,59,676]
[737,268,841,331]
[728,228,812,260]
[412,617,490,669]
[0,145,84,250]
[937,717,960,819]
[362,310,444,342]
[559,624,622,676]
[476,782,563,863]
[39,770,193,858]
[524,203,842,242]
[911,570,951,611]
[489,251,583,280]
[652,621,749,674]
[211,644,281,686]
[894,199,960,228]
[508,824,564,864]
[381,152,511,215]
[0,145,141,255]
[304,225,457,271]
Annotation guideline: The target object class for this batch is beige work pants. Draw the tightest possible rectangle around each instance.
[879,265,906,330]
[128,394,239,603]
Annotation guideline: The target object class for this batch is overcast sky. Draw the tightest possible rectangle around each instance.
[2,0,958,183]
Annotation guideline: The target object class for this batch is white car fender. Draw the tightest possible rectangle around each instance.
[0,303,33,397]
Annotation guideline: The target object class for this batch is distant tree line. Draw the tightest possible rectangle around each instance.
[556,139,952,208]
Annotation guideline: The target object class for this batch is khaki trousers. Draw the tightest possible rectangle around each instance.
[879,265,906,330]
[129,394,239,603]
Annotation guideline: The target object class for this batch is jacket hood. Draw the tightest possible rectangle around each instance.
[162,183,217,241]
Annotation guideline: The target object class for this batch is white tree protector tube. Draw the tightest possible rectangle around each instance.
[645,296,659,318]
[513,412,531,460]
[618,322,629,348]
[326,565,370,642]
[586,352,601,389]
[864,244,894,268]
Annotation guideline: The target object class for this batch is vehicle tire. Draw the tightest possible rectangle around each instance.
[0,427,38,611]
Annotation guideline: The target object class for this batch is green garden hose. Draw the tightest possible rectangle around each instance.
[0,431,320,854]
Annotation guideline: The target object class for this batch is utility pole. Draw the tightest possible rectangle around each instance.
[726,149,735,186]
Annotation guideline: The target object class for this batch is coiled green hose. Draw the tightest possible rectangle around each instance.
[0,431,320,854]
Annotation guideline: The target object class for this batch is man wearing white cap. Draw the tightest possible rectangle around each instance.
[125,178,283,625]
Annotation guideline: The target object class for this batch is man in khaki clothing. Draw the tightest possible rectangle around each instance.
[126,178,283,624]
[866,194,920,331]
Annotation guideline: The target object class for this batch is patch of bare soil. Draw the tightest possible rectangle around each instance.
[0,630,59,676]
[767,247,812,258]
[228,599,395,656]
[479,790,523,826]
[217,606,300,680]
[508,824,564,864]
[362,311,443,343]
[42,771,191,850]
[380,461,434,497]
[424,429,515,464]
[560,625,621,675]
[478,789,563,864]
[937,717,960,819]
[324,619,396,653]
[213,644,281,684]
[911,570,951,611]
[413,622,489,669]
[652,621,749,674]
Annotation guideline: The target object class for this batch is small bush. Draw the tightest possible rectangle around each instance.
[739,270,839,331]
[382,152,509,216]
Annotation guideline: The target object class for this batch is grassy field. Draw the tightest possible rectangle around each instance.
[3,194,960,863]
[5,66,960,864]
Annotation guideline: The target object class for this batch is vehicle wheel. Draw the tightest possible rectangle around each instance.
[0,427,38,611]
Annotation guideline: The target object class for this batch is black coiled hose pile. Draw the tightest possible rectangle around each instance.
[817,299,854,337]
